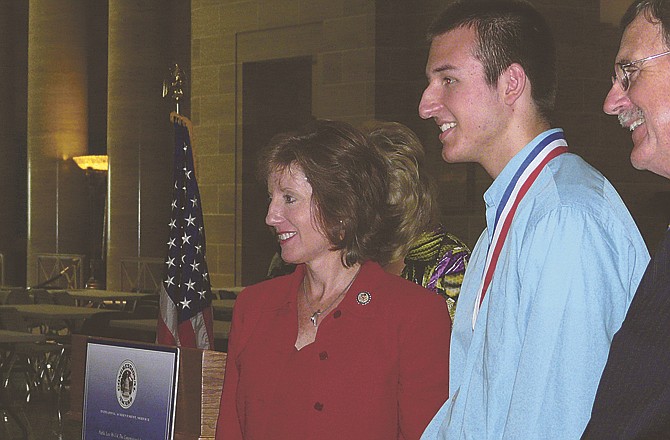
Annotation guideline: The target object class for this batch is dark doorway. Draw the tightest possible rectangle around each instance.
[242,57,312,285]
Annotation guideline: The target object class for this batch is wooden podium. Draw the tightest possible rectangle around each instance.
[68,334,227,440]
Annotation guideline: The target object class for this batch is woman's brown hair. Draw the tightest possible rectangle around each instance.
[259,120,388,267]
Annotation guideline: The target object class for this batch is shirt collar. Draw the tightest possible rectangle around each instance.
[483,128,565,232]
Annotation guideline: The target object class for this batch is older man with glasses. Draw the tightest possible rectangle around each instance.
[582,1,670,438]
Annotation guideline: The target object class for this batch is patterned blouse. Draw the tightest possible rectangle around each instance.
[400,224,470,321]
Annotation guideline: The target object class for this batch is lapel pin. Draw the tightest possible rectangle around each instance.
[356,291,372,305]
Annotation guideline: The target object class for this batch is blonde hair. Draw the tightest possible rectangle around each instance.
[365,121,438,264]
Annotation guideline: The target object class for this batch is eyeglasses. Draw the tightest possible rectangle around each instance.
[612,50,670,91]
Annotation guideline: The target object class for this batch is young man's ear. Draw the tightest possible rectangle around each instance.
[500,63,527,106]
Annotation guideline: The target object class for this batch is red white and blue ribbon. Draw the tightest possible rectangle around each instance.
[472,131,568,329]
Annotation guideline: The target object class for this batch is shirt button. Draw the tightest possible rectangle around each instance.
[333,310,342,319]
[314,402,324,411]
[319,351,328,360]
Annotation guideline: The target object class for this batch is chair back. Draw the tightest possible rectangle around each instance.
[31,288,55,304]
[0,307,28,332]
[53,290,77,306]
[31,288,71,334]
[78,310,130,338]
[133,295,160,318]
[5,288,31,305]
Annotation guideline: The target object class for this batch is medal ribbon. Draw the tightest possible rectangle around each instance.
[472,131,568,329]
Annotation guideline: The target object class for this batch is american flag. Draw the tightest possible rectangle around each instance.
[156,120,214,349]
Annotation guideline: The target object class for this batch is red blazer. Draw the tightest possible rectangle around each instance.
[215,261,451,440]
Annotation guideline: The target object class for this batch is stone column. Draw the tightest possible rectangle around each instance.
[106,0,189,290]
[27,0,89,286]
[0,1,28,286]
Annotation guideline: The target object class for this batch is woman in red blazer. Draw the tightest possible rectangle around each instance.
[215,120,450,440]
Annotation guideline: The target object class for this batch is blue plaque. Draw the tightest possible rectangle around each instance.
[82,339,180,440]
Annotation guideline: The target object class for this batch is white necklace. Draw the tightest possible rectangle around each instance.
[303,268,360,327]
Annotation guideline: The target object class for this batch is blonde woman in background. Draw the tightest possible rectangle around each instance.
[367,121,470,320]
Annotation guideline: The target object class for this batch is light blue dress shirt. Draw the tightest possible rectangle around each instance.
[422,129,649,440]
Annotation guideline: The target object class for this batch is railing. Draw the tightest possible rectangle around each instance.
[120,257,163,293]
[35,253,85,289]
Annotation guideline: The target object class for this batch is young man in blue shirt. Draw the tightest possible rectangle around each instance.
[418,1,650,438]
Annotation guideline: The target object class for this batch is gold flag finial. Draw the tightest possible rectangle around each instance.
[162,63,186,114]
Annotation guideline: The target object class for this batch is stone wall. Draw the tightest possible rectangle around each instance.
[191,0,377,286]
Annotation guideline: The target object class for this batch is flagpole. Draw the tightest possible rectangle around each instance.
[158,63,214,350]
